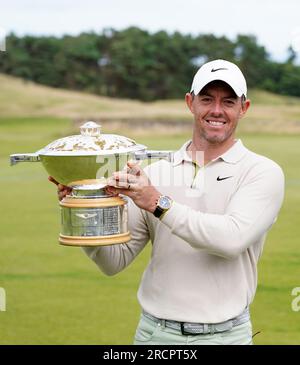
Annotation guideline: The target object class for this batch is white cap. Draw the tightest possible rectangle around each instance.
[190,59,247,97]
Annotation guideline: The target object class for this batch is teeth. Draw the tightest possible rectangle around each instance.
[207,120,225,126]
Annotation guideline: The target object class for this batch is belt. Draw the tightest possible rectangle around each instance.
[143,308,250,335]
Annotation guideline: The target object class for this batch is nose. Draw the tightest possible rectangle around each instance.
[211,100,223,116]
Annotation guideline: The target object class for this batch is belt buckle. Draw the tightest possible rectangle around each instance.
[180,322,190,335]
[180,322,205,335]
[180,321,232,335]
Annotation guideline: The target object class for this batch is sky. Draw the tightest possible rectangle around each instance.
[0,0,300,62]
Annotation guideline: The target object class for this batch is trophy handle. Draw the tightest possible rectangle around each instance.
[134,150,174,163]
[10,153,41,166]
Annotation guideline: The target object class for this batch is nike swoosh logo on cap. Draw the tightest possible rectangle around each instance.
[211,67,228,72]
[217,176,233,181]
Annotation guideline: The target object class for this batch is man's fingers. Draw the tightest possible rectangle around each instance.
[58,188,72,201]
[107,187,134,197]
[112,172,137,184]
[109,179,133,189]
[105,186,118,195]
[48,176,71,192]
[48,176,59,185]
[48,176,72,201]
[126,161,142,176]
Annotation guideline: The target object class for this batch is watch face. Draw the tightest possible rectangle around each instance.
[159,196,172,209]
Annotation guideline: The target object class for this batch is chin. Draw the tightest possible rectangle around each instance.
[205,134,227,144]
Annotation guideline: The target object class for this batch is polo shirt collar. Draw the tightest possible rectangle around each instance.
[173,140,192,166]
[173,139,248,166]
[218,139,248,164]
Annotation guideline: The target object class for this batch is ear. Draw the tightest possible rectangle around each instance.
[239,99,251,119]
[185,93,195,113]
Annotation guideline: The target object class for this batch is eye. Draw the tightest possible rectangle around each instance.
[224,99,236,106]
[200,97,212,103]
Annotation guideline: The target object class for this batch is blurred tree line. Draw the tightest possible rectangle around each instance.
[0,27,299,101]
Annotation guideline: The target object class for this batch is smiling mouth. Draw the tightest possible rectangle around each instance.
[205,120,226,126]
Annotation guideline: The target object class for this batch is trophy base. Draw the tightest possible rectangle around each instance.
[60,192,130,247]
[59,231,131,247]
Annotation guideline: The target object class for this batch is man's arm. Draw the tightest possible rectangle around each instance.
[82,198,149,275]
[108,161,284,260]
[160,164,285,259]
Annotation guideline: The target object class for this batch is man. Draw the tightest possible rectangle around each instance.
[53,59,285,345]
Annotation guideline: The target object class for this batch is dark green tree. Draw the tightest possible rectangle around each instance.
[1,28,300,100]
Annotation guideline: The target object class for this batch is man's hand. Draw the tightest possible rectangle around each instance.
[48,176,72,201]
[106,161,160,213]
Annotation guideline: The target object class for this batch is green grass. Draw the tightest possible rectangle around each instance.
[247,89,300,105]
[238,133,300,344]
[1,116,300,345]
[1,74,300,135]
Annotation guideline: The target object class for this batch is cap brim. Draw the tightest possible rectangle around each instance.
[191,75,246,97]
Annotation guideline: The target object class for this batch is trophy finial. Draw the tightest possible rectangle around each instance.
[80,121,101,137]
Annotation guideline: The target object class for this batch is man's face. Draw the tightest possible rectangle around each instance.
[186,81,250,144]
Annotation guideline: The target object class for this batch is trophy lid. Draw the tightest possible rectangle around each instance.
[40,121,146,156]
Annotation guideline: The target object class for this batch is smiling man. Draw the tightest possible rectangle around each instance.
[56,59,285,345]
[186,60,250,165]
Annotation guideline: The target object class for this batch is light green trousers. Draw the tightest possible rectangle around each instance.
[134,313,253,345]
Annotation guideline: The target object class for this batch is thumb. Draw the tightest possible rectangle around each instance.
[127,160,142,176]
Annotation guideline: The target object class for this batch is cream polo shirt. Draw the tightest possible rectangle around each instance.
[83,139,285,324]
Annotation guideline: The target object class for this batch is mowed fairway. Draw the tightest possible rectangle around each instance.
[1,77,300,344]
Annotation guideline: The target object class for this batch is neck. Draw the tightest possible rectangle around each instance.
[187,135,236,165]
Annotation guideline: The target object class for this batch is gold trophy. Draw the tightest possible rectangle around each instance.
[10,121,173,246]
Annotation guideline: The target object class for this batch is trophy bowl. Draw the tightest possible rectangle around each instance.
[10,121,173,247]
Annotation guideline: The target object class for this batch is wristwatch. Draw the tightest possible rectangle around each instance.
[153,195,173,218]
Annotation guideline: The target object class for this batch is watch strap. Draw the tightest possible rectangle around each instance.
[153,205,164,218]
